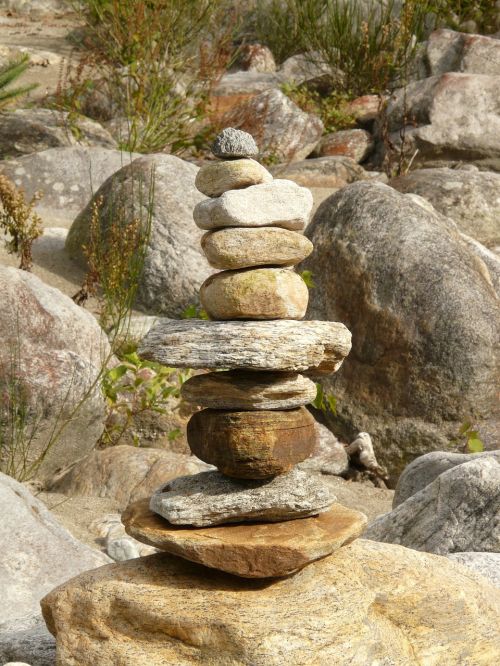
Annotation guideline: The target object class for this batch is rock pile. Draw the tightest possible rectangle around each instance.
[119,126,365,579]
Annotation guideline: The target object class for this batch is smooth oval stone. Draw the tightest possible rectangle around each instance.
[193,179,313,231]
[195,158,272,198]
[138,319,352,374]
[200,267,309,320]
[150,469,336,527]
[181,370,317,410]
[187,407,317,479]
[211,127,259,159]
[201,227,313,270]
[123,498,368,577]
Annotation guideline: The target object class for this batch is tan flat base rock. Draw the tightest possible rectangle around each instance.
[41,540,500,666]
[123,499,367,578]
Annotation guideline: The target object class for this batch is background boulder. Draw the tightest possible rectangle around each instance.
[302,181,500,479]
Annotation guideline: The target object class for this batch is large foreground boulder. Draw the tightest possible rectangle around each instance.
[65,154,211,316]
[41,540,500,665]
[0,267,109,483]
[0,147,140,222]
[49,445,212,510]
[382,73,500,170]
[0,473,109,666]
[390,167,500,248]
[0,109,116,159]
[302,181,500,478]
[365,456,500,554]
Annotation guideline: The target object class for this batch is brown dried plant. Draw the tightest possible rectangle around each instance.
[0,175,43,271]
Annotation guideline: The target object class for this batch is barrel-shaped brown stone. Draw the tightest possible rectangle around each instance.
[187,407,317,479]
[195,159,272,198]
[200,267,309,320]
[201,227,313,270]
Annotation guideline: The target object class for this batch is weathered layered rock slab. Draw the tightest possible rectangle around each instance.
[193,179,313,231]
[150,469,335,527]
[181,370,316,410]
[41,539,500,665]
[201,227,313,269]
[200,267,308,320]
[195,158,272,197]
[123,499,366,577]
[138,319,352,374]
[187,407,316,479]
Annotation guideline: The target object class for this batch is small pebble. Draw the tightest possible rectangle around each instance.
[211,127,258,159]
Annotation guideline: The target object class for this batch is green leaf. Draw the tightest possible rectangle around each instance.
[168,427,181,441]
[458,421,471,436]
[300,270,315,289]
[327,395,337,415]
[106,365,128,383]
[467,438,484,453]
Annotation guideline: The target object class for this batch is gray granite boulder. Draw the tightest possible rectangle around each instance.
[0,473,109,666]
[0,109,116,160]
[0,147,140,223]
[447,552,500,589]
[0,267,109,483]
[393,450,500,507]
[302,182,500,479]
[365,456,500,554]
[390,168,500,249]
[426,29,500,77]
[65,154,212,317]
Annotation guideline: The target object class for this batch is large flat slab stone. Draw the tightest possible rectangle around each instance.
[138,319,352,374]
[150,469,336,527]
[123,499,367,577]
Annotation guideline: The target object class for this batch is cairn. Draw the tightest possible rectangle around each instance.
[125,128,366,579]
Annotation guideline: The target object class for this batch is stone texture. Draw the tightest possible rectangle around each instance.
[365,456,500,554]
[150,468,335,527]
[344,94,381,124]
[193,179,313,231]
[211,127,258,159]
[0,109,116,159]
[303,182,500,478]
[0,0,71,16]
[195,158,272,198]
[210,71,280,117]
[277,52,334,87]
[271,156,368,189]
[201,226,313,269]
[0,267,109,483]
[48,445,213,511]
[181,370,316,410]
[41,539,500,665]
[139,319,352,374]
[123,499,366,578]
[382,73,500,170]
[240,43,276,73]
[0,147,140,223]
[318,129,374,163]
[0,473,109,666]
[66,154,212,317]
[390,168,500,248]
[222,89,324,163]
[299,422,349,476]
[187,407,316,479]
[447,552,500,589]
[393,450,500,507]
[427,29,500,77]
[200,267,309,320]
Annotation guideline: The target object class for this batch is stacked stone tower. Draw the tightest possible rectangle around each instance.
[125,128,366,578]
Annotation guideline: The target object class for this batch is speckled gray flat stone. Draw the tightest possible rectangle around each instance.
[150,469,336,527]
[211,127,258,159]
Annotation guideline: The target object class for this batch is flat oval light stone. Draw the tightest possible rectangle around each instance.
[181,370,317,410]
[200,267,309,320]
[201,227,313,269]
[193,179,313,231]
[150,469,336,527]
[211,127,258,159]
[187,407,316,479]
[195,158,272,198]
[138,319,352,374]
